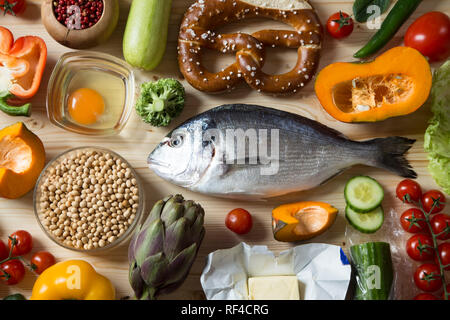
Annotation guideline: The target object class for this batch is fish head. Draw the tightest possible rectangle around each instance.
[148,123,215,187]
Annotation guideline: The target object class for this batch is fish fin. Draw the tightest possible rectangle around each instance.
[368,137,417,178]
[319,169,346,186]
[214,104,349,139]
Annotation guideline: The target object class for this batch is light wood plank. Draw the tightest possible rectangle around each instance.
[0,0,448,299]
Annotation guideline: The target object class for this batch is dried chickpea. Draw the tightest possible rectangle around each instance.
[38,149,140,250]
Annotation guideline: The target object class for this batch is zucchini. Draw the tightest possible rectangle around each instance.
[123,0,173,70]
[350,242,394,300]
[345,206,384,234]
[344,176,384,213]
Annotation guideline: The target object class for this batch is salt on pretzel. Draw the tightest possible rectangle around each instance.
[178,0,322,94]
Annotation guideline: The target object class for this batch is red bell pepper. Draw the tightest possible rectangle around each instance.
[0,26,47,116]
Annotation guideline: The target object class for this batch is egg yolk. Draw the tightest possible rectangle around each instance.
[68,88,105,125]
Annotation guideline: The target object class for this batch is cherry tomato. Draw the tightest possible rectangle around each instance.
[326,11,354,39]
[404,11,450,62]
[8,230,32,257]
[414,293,438,300]
[0,259,25,285]
[0,240,8,261]
[31,251,56,275]
[225,208,253,235]
[435,242,450,271]
[0,0,26,16]
[414,263,442,292]
[396,179,422,203]
[400,208,428,233]
[431,214,450,240]
[406,234,435,261]
[422,190,446,214]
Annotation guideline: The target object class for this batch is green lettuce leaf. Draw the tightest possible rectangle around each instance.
[424,60,450,194]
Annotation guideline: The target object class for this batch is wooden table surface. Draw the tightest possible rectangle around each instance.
[1,0,449,300]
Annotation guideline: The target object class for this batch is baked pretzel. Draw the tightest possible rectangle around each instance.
[178,0,322,94]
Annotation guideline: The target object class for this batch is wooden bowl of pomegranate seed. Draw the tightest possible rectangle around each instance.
[41,0,119,49]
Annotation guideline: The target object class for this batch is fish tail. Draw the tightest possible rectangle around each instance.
[365,137,417,178]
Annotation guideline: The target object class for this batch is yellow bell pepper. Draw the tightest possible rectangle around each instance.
[30,260,115,300]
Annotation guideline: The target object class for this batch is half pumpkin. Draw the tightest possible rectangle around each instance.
[272,201,338,242]
[314,46,432,123]
[0,122,45,199]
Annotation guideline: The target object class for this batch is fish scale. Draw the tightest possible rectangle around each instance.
[148,104,416,200]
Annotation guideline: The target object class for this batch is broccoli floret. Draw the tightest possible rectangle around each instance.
[135,78,185,127]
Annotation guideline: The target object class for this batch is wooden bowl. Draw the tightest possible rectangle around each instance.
[41,0,119,49]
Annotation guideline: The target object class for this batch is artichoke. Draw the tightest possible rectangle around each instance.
[128,194,205,300]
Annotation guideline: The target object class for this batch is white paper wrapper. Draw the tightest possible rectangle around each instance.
[200,242,351,300]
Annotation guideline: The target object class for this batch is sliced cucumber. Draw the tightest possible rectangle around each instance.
[345,206,384,234]
[344,176,384,213]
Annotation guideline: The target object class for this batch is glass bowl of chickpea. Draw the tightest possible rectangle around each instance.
[33,146,145,252]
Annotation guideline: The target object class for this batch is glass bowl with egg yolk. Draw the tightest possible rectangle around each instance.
[46,51,135,135]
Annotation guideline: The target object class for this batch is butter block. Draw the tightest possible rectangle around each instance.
[248,276,300,300]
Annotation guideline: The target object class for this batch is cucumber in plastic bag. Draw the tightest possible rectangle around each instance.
[350,242,394,300]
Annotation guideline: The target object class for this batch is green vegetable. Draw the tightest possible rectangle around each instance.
[135,79,185,127]
[345,205,384,234]
[0,91,30,117]
[354,0,422,58]
[123,0,173,70]
[424,60,450,194]
[3,293,26,300]
[344,176,384,213]
[128,194,205,300]
[353,0,391,23]
[350,242,393,300]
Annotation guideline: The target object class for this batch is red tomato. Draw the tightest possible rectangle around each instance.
[414,293,438,300]
[225,208,253,235]
[8,230,33,257]
[326,11,354,39]
[0,259,25,285]
[431,214,450,240]
[435,242,450,271]
[406,234,435,261]
[422,190,446,214]
[414,263,442,292]
[0,0,26,16]
[0,240,8,261]
[400,208,428,233]
[404,11,450,62]
[31,251,56,275]
[396,179,422,203]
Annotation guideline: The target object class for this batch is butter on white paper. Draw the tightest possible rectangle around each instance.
[200,243,351,300]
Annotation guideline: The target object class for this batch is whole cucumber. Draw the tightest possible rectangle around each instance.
[350,242,394,300]
[123,0,173,70]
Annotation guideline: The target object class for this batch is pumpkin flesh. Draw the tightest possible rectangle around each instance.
[0,122,45,199]
[272,201,338,242]
[314,46,432,122]
[0,135,32,173]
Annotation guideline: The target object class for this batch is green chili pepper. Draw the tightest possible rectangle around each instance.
[354,0,423,59]
[0,91,31,117]
[3,293,26,300]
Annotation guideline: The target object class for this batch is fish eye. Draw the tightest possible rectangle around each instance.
[169,134,184,148]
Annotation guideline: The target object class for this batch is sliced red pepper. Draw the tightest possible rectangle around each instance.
[0,26,47,100]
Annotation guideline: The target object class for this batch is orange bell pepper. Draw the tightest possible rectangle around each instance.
[0,26,47,116]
